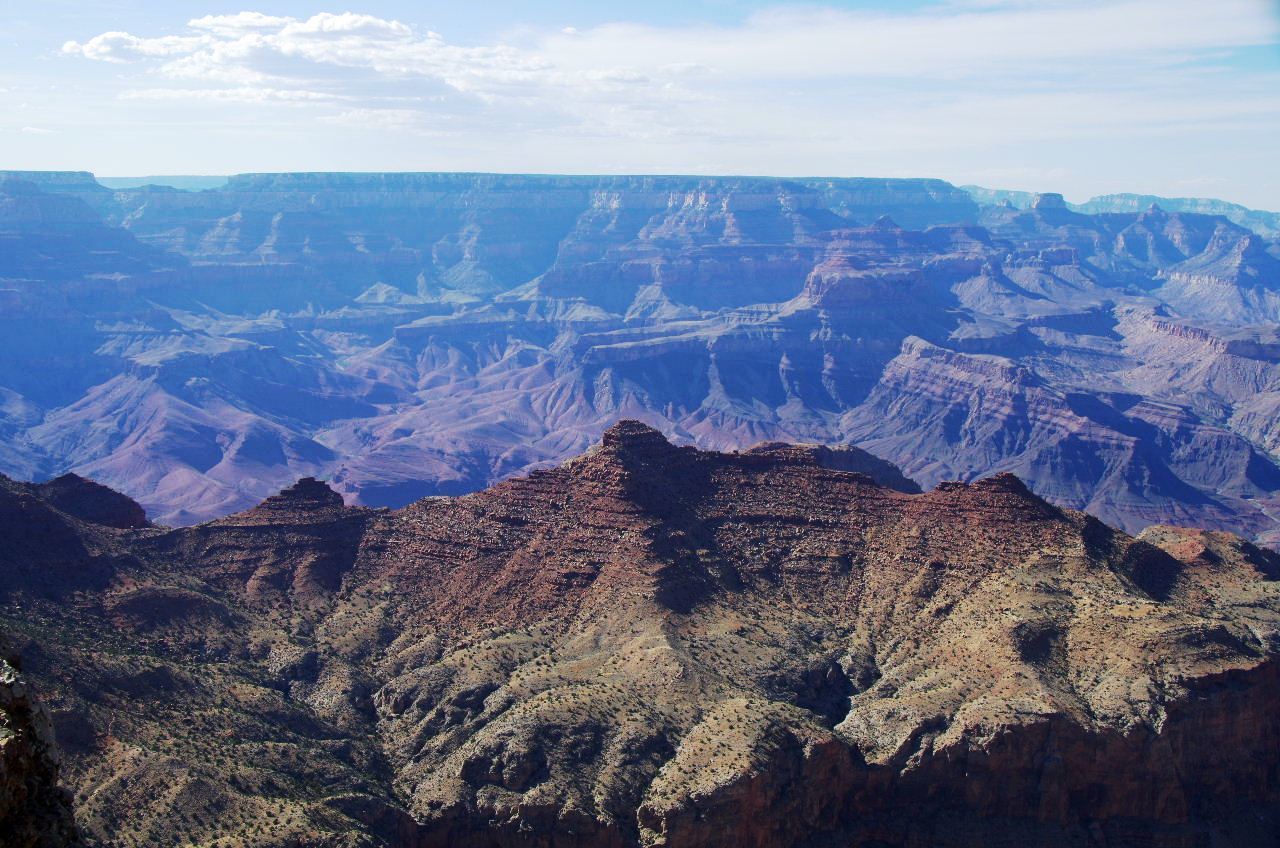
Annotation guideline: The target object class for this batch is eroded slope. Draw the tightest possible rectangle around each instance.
[1,422,1278,847]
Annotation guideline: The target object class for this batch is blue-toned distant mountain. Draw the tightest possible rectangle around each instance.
[963,184,1280,238]
[97,175,230,192]
[2,171,1280,544]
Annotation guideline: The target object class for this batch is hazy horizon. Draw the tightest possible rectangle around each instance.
[8,168,1274,212]
[4,1,1280,207]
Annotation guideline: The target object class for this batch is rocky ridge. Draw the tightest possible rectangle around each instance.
[2,172,1280,547]
[1,422,1279,846]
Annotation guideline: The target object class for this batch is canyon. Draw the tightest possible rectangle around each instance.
[2,171,1280,546]
[1,422,1279,846]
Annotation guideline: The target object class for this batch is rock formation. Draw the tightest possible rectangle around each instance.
[1,423,1278,846]
[2,172,1280,548]
[0,641,81,847]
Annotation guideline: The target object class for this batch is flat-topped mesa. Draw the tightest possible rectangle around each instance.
[587,422,925,506]
[158,477,370,606]
[926,472,1061,522]
[0,170,103,192]
[570,422,715,523]
[266,477,345,507]
[1031,191,1068,210]
[267,476,346,508]
[587,420,698,476]
[599,419,678,453]
[936,471,1034,495]
[217,477,351,525]
[588,422,982,505]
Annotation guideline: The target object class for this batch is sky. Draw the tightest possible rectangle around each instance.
[2,1,1279,208]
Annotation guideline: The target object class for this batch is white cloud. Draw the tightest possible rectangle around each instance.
[187,12,294,35]
[60,2,1279,96]
[62,31,211,63]
[52,2,1280,192]
[278,12,412,39]
[19,126,54,134]
[537,0,1277,81]
[120,87,341,103]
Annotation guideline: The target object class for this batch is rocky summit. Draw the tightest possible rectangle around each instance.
[3,172,1280,548]
[1,422,1279,847]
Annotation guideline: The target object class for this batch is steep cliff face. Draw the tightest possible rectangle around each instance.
[1,423,1278,847]
[0,645,80,848]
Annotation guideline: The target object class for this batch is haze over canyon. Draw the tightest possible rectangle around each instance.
[2,170,1280,547]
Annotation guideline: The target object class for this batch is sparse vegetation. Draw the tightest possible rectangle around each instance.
[2,429,1279,846]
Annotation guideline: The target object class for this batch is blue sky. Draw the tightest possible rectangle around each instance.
[4,1,1279,208]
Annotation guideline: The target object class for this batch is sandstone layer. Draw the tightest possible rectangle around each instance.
[2,172,1280,546]
[1,422,1278,846]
